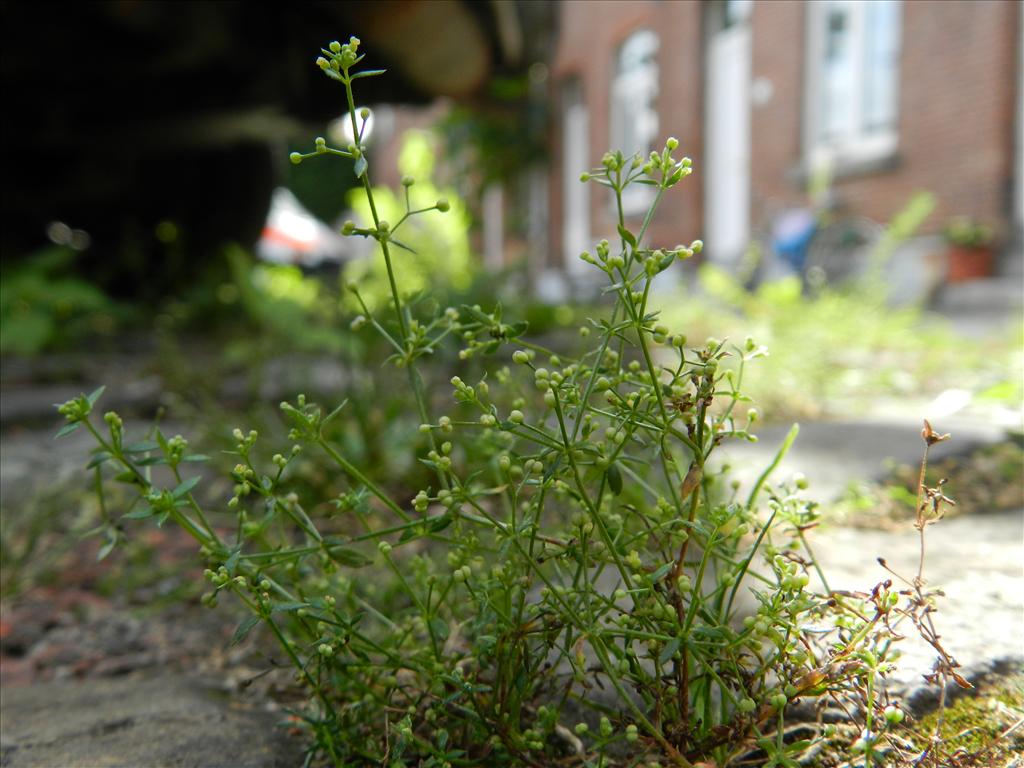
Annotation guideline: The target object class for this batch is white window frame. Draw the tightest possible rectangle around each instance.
[804,0,902,169]
[610,29,659,216]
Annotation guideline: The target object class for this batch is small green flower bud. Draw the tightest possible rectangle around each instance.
[329,41,342,53]
[770,693,787,710]
[378,541,392,555]
[599,716,612,738]
[436,199,450,212]
[625,723,639,742]
[737,697,756,713]
[377,220,390,233]
[884,705,904,724]
[341,220,355,235]
[512,350,529,364]
[574,722,589,735]
[690,239,703,253]
[350,314,366,331]
[318,643,334,657]
[666,136,679,150]
[316,57,329,70]
[401,175,415,187]
[579,172,591,182]
[359,107,370,120]
[509,409,524,424]
[315,136,326,152]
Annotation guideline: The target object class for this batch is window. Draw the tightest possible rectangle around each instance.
[561,78,591,274]
[806,0,901,165]
[610,29,659,215]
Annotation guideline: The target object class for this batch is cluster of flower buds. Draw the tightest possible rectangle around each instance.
[316,36,362,78]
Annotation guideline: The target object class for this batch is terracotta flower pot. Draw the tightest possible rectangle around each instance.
[946,244,994,282]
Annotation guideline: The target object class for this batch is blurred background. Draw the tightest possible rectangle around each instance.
[0,0,1022,722]
[1,0,1021,430]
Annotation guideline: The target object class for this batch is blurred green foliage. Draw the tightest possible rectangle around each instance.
[654,265,1016,419]
[344,131,474,311]
[0,247,121,356]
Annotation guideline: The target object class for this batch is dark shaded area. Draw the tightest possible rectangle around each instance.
[0,1,554,300]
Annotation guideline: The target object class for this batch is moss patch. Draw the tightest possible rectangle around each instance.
[905,668,1024,765]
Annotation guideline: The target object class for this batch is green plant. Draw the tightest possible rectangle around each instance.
[342,130,475,313]
[61,38,963,767]
[0,246,119,356]
[943,216,993,249]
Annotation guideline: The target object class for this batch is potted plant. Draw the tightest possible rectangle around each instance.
[944,216,994,281]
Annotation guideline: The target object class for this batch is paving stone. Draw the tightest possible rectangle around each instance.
[0,672,302,768]
[805,508,1024,712]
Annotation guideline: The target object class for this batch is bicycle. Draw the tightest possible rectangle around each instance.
[745,199,883,293]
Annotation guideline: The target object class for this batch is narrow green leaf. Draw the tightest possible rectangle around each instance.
[225,548,241,575]
[271,602,309,613]
[171,475,201,498]
[428,513,453,533]
[607,463,623,496]
[658,637,682,665]
[459,305,493,324]
[229,615,261,647]
[181,454,210,463]
[326,546,372,568]
[321,400,349,429]
[649,562,673,584]
[785,740,814,754]
[506,321,529,338]
[388,237,417,254]
[617,224,637,248]
[349,69,387,80]
[55,422,80,438]
[96,535,118,561]
[123,506,155,520]
[429,616,450,641]
[86,451,113,469]
[124,441,160,453]
[86,386,106,406]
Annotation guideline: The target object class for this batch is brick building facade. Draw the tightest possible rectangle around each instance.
[545,0,1022,286]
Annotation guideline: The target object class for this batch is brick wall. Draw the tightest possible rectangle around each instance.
[549,0,703,269]
[750,0,1020,238]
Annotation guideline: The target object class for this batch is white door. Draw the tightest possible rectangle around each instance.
[562,79,591,277]
[704,2,752,267]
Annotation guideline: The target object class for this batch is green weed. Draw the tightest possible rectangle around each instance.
[58,38,969,767]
